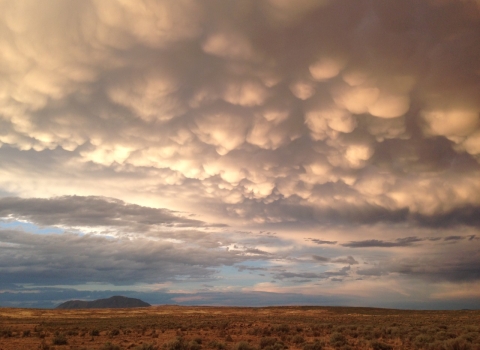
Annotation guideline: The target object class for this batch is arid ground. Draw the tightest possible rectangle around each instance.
[0,306,479,350]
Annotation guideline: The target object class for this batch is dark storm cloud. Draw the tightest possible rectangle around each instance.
[356,241,480,283]
[0,228,248,285]
[0,196,225,232]
[411,206,480,229]
[215,196,480,228]
[342,236,424,248]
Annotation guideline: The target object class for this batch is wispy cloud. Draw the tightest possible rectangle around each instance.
[342,237,424,248]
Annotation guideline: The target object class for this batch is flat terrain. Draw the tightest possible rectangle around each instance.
[0,306,479,350]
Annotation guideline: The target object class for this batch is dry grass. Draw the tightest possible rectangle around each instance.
[0,306,479,350]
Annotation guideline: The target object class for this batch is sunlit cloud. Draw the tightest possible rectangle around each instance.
[0,0,479,308]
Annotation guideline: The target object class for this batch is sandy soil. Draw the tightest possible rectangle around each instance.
[0,306,479,350]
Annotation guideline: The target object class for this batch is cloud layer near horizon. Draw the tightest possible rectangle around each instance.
[0,0,479,308]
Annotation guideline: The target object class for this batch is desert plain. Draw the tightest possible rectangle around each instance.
[0,306,479,350]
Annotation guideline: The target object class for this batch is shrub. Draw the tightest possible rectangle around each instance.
[1,329,12,338]
[276,325,290,334]
[415,334,434,348]
[208,340,226,350]
[22,330,31,337]
[39,340,50,350]
[460,332,478,343]
[291,335,305,344]
[247,328,262,336]
[370,340,393,350]
[260,337,277,349]
[233,341,255,350]
[100,342,121,350]
[167,337,187,350]
[270,341,287,350]
[262,340,287,350]
[303,341,323,350]
[109,329,120,337]
[52,333,68,345]
[443,339,472,350]
[189,340,202,350]
[135,344,158,350]
[90,329,100,336]
[330,332,347,348]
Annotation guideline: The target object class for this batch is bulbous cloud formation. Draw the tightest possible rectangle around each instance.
[0,0,479,228]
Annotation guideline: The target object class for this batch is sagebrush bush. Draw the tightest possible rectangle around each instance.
[52,333,68,345]
[276,325,290,334]
[39,340,50,350]
[90,329,100,336]
[292,334,305,344]
[303,341,323,350]
[109,328,120,337]
[167,337,187,350]
[330,332,347,348]
[100,342,121,350]
[370,340,393,350]
[443,338,472,350]
[208,340,226,350]
[189,340,202,350]
[233,341,255,350]
[135,344,158,350]
[1,329,12,338]
[260,337,277,349]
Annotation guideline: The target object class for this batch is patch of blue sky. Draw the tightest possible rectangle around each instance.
[167,265,270,292]
[234,259,270,270]
[0,220,64,235]
[217,264,269,286]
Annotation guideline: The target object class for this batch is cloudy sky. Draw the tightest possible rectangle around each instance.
[0,0,479,309]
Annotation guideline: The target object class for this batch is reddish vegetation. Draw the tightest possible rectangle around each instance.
[0,306,479,350]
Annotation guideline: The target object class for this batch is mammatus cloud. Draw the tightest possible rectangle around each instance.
[0,0,479,224]
[0,0,479,308]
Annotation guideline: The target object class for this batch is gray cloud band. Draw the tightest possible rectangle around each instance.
[0,0,479,225]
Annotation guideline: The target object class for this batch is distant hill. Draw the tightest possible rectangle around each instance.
[56,296,151,309]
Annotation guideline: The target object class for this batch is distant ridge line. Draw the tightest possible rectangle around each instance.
[56,295,151,309]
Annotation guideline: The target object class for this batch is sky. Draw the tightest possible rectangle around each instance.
[0,0,479,309]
